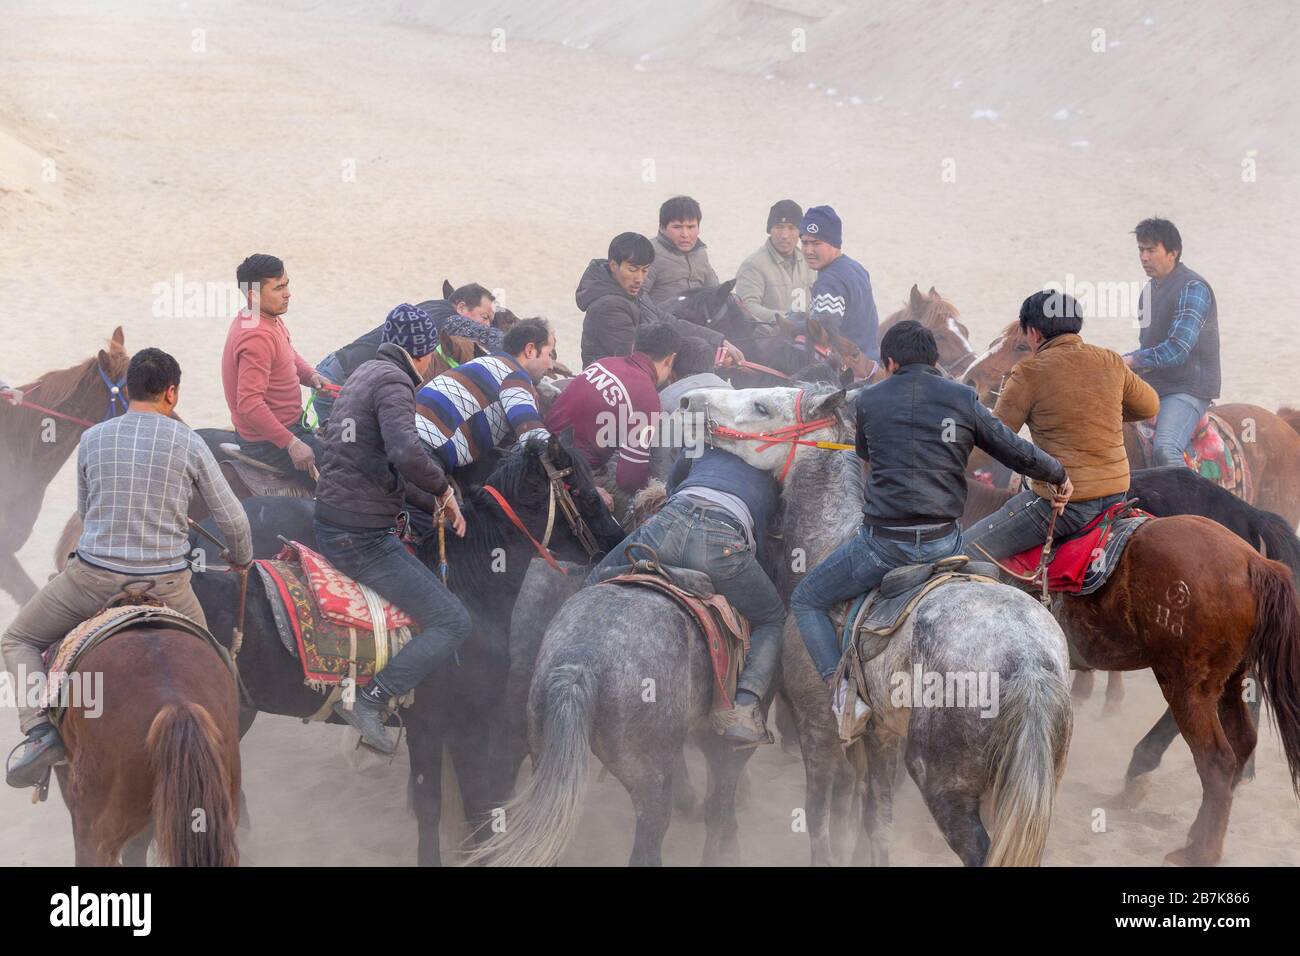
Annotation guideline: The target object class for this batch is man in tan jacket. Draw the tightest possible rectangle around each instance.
[733,200,816,331]
[965,290,1159,559]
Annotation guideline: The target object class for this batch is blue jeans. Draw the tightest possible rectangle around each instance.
[1153,392,1210,467]
[963,489,1126,562]
[792,524,964,680]
[312,354,346,429]
[584,497,787,699]
[313,518,471,698]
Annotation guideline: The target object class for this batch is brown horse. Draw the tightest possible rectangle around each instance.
[964,321,1300,526]
[880,284,981,380]
[56,621,241,866]
[962,488,1300,864]
[0,328,130,605]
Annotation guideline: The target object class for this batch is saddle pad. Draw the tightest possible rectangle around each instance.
[844,571,1001,646]
[278,540,414,631]
[220,458,313,499]
[601,572,749,712]
[988,501,1153,595]
[44,604,222,725]
[252,558,410,690]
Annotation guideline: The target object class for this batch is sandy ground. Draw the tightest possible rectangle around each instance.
[1,0,1297,865]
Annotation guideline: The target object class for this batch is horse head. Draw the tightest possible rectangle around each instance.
[883,285,978,379]
[679,384,852,478]
[665,279,740,332]
[964,320,1033,406]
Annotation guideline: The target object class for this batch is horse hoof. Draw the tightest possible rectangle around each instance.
[1101,700,1125,719]
[1115,775,1151,809]
[1164,846,1218,867]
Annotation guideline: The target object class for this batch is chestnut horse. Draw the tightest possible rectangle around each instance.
[964,320,1300,527]
[879,284,981,381]
[961,490,1300,864]
[55,620,241,866]
[0,328,130,604]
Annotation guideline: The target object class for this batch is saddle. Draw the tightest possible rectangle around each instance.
[217,443,314,499]
[592,545,749,712]
[251,542,414,716]
[42,590,228,727]
[980,499,1153,595]
[1134,410,1250,500]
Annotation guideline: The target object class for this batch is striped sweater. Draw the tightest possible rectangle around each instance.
[414,352,549,471]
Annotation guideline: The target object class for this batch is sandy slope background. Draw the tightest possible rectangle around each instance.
[1,0,1297,865]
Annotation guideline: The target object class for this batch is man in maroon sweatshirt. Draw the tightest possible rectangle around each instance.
[546,323,680,509]
[220,253,325,485]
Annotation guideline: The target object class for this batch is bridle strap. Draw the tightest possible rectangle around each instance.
[541,458,600,557]
[482,484,567,573]
[706,389,852,483]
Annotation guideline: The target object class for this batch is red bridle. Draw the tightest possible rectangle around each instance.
[704,388,851,482]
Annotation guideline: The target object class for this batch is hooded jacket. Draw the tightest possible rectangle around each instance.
[577,258,723,368]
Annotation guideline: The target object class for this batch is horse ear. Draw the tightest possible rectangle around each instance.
[808,387,848,419]
[442,279,454,299]
[909,284,924,311]
[111,326,125,347]
[806,317,829,346]
[928,285,937,296]
[97,349,111,370]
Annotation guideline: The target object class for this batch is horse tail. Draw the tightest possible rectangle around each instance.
[464,663,594,867]
[1251,509,1300,585]
[146,702,239,867]
[1247,558,1300,794]
[1276,406,1300,439]
[985,668,1072,866]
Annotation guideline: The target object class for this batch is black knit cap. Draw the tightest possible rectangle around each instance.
[767,199,803,231]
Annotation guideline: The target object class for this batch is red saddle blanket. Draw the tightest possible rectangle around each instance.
[989,501,1153,594]
[275,540,413,631]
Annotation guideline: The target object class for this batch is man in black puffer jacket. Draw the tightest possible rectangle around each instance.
[792,321,1067,726]
[313,303,471,754]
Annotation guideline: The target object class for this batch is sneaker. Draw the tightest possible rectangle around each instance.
[710,702,773,746]
[334,689,395,755]
[6,723,67,789]
[831,679,871,742]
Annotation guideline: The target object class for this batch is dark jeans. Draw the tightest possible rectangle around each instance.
[313,517,472,698]
[792,524,965,680]
[1153,392,1210,467]
[236,420,323,486]
[963,489,1127,561]
[584,497,786,699]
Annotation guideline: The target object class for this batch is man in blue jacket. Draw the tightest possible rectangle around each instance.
[801,205,881,360]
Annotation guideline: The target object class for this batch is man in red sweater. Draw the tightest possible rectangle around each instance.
[221,254,325,484]
[545,323,680,509]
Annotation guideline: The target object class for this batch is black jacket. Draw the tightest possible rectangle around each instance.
[855,364,1066,525]
[315,343,450,528]
[577,258,723,368]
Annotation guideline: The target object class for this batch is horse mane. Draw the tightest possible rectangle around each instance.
[23,356,97,407]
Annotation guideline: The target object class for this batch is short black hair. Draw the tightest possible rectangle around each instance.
[880,320,939,367]
[634,322,683,361]
[1133,217,1182,260]
[503,318,551,357]
[127,347,181,400]
[608,232,655,266]
[1019,291,1084,339]
[659,195,702,228]
[671,338,716,378]
[236,254,284,289]
[450,282,494,309]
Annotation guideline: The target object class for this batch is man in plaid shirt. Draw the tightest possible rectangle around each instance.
[2,348,252,788]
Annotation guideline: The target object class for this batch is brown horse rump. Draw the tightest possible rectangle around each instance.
[1134,410,1252,501]
[252,554,411,694]
[42,604,226,726]
[598,568,749,712]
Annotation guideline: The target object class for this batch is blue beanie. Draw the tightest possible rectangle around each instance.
[382,303,439,358]
[800,205,842,248]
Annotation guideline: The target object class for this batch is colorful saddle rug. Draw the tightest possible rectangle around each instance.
[277,540,414,631]
[42,603,226,726]
[596,561,749,713]
[252,548,411,695]
[1134,411,1250,501]
[982,500,1153,595]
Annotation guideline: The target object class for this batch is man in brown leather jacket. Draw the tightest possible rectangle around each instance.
[965,290,1159,559]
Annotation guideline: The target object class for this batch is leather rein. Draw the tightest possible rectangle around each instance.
[704,388,854,483]
[17,365,130,429]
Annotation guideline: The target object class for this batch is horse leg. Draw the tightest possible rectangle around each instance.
[611,754,674,867]
[0,547,37,605]
[699,733,748,866]
[236,706,257,832]
[1162,688,1238,866]
[671,746,702,822]
[406,716,444,867]
[1102,671,1126,716]
[120,826,153,866]
[1121,706,1182,806]
[852,734,899,867]
[1071,668,1095,703]
[1220,667,1258,791]
[774,692,801,756]
[1242,669,1261,782]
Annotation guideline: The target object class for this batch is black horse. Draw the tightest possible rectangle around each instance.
[191,433,625,865]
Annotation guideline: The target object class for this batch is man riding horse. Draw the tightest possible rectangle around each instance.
[3,348,253,787]
[733,199,816,337]
[220,253,326,486]
[312,304,471,754]
[792,320,1068,728]
[800,205,881,362]
[964,291,1159,560]
[1122,217,1221,468]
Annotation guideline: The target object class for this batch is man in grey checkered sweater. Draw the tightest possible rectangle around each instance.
[2,348,252,788]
